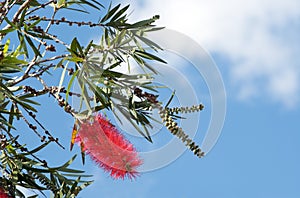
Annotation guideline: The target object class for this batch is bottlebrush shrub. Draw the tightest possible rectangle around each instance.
[75,114,143,180]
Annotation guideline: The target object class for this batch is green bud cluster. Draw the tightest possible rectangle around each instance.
[166,104,204,114]
[157,105,205,158]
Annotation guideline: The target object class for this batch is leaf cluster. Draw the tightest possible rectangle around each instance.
[1,136,92,198]
[1,0,167,196]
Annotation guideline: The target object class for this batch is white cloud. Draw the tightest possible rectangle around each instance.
[122,0,300,108]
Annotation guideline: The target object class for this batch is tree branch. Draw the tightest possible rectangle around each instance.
[0,0,31,39]
[9,54,68,86]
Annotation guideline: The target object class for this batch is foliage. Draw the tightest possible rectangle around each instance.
[0,0,204,197]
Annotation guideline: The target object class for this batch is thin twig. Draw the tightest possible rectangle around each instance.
[22,107,65,149]
[36,76,76,116]
[0,0,13,25]
[0,0,31,39]
[11,0,31,23]
[26,0,55,15]
[43,31,69,48]
[19,28,47,46]
[34,8,57,62]
[10,54,68,86]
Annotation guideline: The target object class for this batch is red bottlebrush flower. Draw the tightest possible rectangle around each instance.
[0,187,12,198]
[75,114,143,179]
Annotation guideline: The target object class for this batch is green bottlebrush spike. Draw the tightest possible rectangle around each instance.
[166,104,204,114]
[156,104,205,158]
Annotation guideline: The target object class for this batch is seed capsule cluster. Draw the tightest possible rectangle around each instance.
[43,17,103,28]
[26,15,104,28]
[157,105,205,158]
[134,87,159,104]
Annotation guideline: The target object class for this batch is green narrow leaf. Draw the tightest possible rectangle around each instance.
[24,141,51,155]
[59,167,85,174]
[3,39,10,54]
[12,44,25,57]
[22,165,52,173]
[63,7,89,14]
[128,115,152,143]
[65,69,79,105]
[1,56,27,67]
[144,62,159,75]
[54,58,65,70]
[79,0,102,10]
[165,91,176,108]
[16,0,40,6]
[18,101,37,112]
[90,0,104,8]
[136,35,163,50]
[134,50,167,64]
[110,4,130,22]
[52,155,77,170]
[115,29,127,46]
[26,31,51,40]
[77,180,93,194]
[100,3,121,23]
[80,142,86,165]
[70,37,84,57]
[4,17,18,28]
[116,106,152,142]
[77,78,92,113]
[24,35,42,57]
[0,27,15,34]
[128,16,159,29]
[19,6,27,25]
[84,40,94,56]
[104,28,111,47]
[17,32,28,58]
[142,124,152,143]
[50,173,58,188]
[7,104,15,133]
[144,26,165,32]
[69,176,80,195]
[18,97,40,106]
[86,82,110,110]
[27,18,42,30]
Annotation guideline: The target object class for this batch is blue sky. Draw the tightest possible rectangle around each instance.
[84,0,300,197]
[9,0,300,197]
